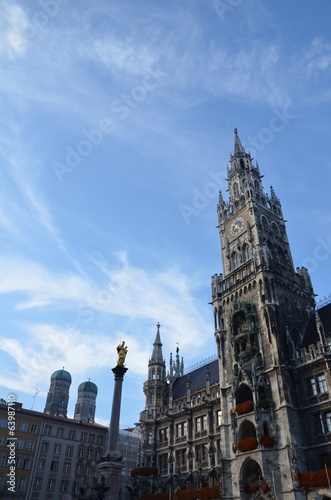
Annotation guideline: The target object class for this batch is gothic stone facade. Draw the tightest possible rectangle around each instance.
[139,130,331,500]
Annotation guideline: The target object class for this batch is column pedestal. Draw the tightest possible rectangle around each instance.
[97,456,124,500]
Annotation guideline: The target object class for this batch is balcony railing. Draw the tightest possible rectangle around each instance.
[293,340,331,367]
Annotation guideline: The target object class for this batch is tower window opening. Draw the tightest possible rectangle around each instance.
[262,421,269,436]
[231,252,239,269]
[233,182,239,198]
[238,419,256,441]
[242,244,250,262]
[278,248,285,265]
[261,216,268,231]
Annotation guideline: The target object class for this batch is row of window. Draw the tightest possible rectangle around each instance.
[230,245,251,270]
[34,475,100,493]
[309,374,328,396]
[0,436,35,451]
[0,419,104,445]
[150,367,164,380]
[158,412,222,443]
[47,460,96,476]
[0,419,39,433]
[0,474,26,492]
[44,426,103,443]
[157,441,220,471]
[34,477,69,493]
[41,441,75,456]
[38,459,72,472]
[78,447,99,459]
[76,464,97,475]
[1,448,102,471]
[37,449,102,472]
[1,454,31,469]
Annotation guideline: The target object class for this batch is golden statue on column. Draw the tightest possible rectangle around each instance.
[117,341,128,366]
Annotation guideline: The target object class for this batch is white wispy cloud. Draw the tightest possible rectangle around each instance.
[0,250,211,391]
[0,3,29,59]
[302,37,331,75]
[0,251,210,340]
[1,1,330,136]
[90,35,160,76]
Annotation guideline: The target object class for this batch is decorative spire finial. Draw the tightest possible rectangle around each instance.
[233,127,245,155]
[151,322,164,364]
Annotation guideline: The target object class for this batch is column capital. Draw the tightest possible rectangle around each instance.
[112,365,128,379]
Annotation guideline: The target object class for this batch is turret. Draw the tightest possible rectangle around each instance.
[44,368,71,417]
[143,323,167,413]
[74,380,98,423]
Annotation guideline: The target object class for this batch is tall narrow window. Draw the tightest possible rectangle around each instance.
[326,412,331,432]
[317,374,327,394]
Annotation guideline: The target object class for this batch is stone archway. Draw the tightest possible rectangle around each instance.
[240,458,274,498]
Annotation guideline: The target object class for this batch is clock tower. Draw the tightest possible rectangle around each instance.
[212,129,315,499]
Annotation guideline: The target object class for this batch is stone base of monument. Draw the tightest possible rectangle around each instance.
[97,453,124,500]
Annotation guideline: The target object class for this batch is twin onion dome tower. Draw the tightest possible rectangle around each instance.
[44,368,98,423]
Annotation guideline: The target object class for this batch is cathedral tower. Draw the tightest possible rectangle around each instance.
[44,368,71,417]
[74,380,98,423]
[211,129,315,499]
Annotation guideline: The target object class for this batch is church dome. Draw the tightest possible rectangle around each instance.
[51,369,72,383]
[78,380,98,395]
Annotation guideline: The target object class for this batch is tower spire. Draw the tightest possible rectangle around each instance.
[151,322,164,363]
[233,127,245,155]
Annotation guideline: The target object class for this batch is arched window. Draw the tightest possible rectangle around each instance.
[278,248,285,265]
[233,182,239,198]
[240,459,263,493]
[261,216,268,231]
[236,383,253,406]
[214,308,218,329]
[238,419,256,442]
[231,252,239,269]
[242,244,250,262]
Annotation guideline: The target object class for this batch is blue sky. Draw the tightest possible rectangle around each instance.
[0,0,330,428]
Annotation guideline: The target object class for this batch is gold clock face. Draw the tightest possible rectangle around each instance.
[230,216,244,236]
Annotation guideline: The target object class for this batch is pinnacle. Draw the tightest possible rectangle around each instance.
[233,127,246,155]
